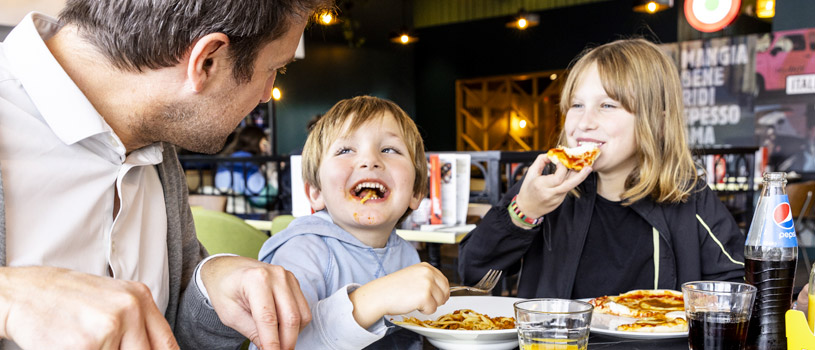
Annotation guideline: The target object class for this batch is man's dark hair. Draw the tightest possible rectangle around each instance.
[60,0,331,83]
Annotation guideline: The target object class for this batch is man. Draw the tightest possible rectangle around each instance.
[0,0,331,349]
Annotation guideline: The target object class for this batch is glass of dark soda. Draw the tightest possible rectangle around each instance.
[682,281,757,350]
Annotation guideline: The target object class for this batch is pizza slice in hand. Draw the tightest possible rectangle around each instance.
[546,143,600,171]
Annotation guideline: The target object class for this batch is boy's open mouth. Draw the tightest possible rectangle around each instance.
[351,181,389,204]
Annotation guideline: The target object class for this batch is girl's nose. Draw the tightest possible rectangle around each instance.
[576,108,598,130]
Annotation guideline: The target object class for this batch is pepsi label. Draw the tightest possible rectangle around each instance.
[758,194,798,248]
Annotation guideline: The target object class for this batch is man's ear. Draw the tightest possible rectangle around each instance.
[305,182,326,211]
[186,33,230,93]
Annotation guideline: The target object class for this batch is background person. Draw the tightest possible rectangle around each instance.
[216,126,278,209]
[256,96,449,349]
[458,38,745,299]
[0,0,331,349]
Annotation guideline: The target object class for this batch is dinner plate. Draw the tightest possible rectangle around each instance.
[390,295,525,350]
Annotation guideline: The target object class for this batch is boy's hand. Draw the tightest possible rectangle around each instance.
[349,262,449,329]
[513,154,592,226]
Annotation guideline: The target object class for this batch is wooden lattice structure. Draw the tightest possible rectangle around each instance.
[456,71,565,152]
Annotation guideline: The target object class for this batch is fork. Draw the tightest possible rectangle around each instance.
[449,269,502,293]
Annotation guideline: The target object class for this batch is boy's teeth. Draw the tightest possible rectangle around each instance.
[354,182,385,192]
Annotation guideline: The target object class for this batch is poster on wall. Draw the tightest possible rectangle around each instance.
[677,35,757,148]
[754,28,815,173]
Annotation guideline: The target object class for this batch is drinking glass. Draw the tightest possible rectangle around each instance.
[682,281,757,350]
[513,298,593,350]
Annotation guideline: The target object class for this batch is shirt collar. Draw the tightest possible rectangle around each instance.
[3,12,111,146]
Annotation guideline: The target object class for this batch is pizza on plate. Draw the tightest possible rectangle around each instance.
[588,289,688,333]
[546,143,600,171]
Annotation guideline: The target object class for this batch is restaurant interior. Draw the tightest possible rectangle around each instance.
[3,0,815,285]
[3,0,815,347]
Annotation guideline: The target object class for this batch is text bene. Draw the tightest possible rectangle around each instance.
[680,43,750,145]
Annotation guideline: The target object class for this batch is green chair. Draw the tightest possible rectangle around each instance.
[270,215,296,235]
[191,207,269,258]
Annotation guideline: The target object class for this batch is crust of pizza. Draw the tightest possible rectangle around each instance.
[546,145,600,171]
[616,316,688,333]
[588,289,687,333]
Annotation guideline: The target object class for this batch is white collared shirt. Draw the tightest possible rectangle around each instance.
[0,14,170,349]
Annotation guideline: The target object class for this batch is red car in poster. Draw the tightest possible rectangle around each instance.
[755,28,815,94]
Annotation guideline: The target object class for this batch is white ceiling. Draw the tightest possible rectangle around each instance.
[0,0,66,26]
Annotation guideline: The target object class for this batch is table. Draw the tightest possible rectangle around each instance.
[375,327,688,349]
[396,224,474,269]
[415,333,688,349]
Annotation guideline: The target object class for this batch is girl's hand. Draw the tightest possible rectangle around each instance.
[513,154,592,223]
[348,263,449,329]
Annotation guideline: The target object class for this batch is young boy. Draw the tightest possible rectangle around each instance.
[255,96,450,349]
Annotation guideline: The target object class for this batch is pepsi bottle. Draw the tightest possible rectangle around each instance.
[744,172,798,350]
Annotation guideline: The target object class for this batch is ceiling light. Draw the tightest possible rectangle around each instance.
[317,10,336,25]
[633,0,674,13]
[756,0,774,18]
[390,28,418,44]
[507,9,539,30]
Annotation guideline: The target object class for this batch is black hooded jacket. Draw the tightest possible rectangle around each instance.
[459,173,746,298]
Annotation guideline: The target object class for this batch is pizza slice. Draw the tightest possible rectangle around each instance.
[616,314,688,333]
[588,289,688,333]
[546,143,601,171]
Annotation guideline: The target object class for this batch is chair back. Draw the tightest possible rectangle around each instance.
[271,215,296,235]
[787,180,815,220]
[191,207,268,258]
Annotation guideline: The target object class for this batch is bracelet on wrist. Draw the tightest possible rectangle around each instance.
[508,195,543,227]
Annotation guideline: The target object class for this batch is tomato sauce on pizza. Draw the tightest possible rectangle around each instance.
[546,143,601,171]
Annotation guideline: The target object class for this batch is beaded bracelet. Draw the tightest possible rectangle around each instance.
[508,195,544,227]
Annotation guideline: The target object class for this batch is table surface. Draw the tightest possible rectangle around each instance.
[377,326,689,350]
[417,333,688,349]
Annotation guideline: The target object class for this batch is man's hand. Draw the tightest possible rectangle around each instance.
[200,256,310,350]
[797,284,809,313]
[0,266,178,350]
[514,153,592,226]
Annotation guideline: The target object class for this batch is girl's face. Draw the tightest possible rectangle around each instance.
[563,62,638,178]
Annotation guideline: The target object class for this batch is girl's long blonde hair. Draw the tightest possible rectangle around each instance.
[558,38,699,204]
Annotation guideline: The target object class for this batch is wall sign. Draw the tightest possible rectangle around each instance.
[685,0,741,33]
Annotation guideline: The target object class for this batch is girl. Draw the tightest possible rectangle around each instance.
[458,38,745,299]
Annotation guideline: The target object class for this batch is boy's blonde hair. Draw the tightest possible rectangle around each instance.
[558,38,699,204]
[302,96,428,219]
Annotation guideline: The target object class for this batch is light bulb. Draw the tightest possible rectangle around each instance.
[519,120,527,129]
[400,34,409,44]
[272,87,281,101]
[517,18,528,29]
[320,12,333,25]
[647,2,657,13]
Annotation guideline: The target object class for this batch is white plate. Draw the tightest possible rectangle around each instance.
[580,298,688,340]
[390,296,525,350]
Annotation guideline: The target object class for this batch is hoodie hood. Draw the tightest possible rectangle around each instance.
[258,211,404,262]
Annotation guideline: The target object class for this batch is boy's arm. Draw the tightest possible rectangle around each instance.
[348,262,449,329]
[262,235,389,349]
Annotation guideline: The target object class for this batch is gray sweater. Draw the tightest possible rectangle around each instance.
[0,143,244,349]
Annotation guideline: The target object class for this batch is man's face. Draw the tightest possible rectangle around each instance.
[142,18,307,153]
